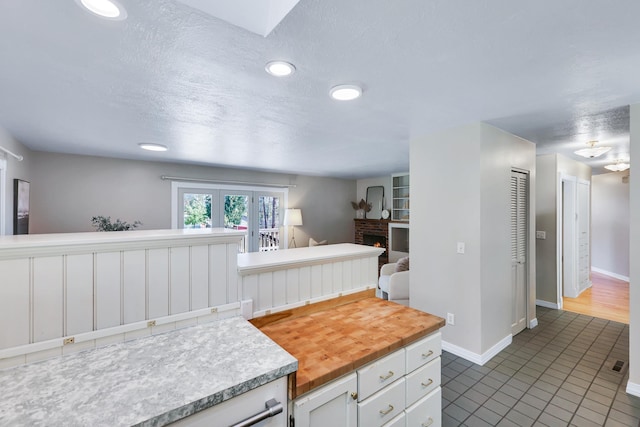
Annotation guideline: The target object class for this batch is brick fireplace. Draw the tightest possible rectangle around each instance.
[354,219,391,271]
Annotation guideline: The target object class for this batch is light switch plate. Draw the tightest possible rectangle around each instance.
[457,242,465,254]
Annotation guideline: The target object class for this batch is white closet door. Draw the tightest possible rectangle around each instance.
[577,180,591,293]
[510,170,528,335]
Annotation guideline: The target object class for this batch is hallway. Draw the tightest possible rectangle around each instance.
[563,271,629,324]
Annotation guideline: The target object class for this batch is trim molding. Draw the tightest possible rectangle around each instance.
[442,334,512,366]
[626,380,640,398]
[591,266,630,282]
[529,318,538,328]
[536,300,559,310]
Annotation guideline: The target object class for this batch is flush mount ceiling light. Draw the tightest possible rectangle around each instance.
[604,160,631,172]
[139,143,168,152]
[76,0,127,20]
[265,61,296,77]
[330,84,362,101]
[574,140,611,158]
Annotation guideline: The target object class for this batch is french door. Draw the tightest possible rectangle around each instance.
[176,186,284,252]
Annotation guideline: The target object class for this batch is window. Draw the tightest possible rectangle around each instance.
[171,182,288,252]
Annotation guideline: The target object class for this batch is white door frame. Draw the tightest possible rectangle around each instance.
[0,157,6,235]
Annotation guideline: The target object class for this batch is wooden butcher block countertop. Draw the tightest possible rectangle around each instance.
[252,291,445,398]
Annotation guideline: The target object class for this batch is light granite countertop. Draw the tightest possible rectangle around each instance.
[0,317,297,427]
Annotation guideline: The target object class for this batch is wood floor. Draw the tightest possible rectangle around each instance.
[562,270,629,324]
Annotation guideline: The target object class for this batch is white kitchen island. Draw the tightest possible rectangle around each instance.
[237,243,384,315]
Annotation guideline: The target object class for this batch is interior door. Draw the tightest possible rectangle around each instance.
[510,170,528,335]
[577,179,591,293]
[562,177,578,298]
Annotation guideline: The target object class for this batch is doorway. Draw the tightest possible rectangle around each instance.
[559,174,591,305]
[510,169,529,335]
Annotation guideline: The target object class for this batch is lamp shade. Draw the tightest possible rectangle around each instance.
[283,208,303,226]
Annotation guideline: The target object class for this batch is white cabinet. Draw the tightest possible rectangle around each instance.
[171,377,288,427]
[392,173,410,221]
[292,331,442,427]
[291,373,358,427]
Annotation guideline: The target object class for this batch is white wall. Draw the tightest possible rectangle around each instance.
[628,103,639,396]
[534,153,591,305]
[27,152,356,246]
[410,122,535,359]
[0,128,32,235]
[592,172,629,278]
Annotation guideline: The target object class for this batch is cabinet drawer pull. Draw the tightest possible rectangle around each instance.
[350,392,358,400]
[379,370,394,381]
[422,417,434,427]
[422,350,434,358]
[379,404,394,416]
[421,378,434,388]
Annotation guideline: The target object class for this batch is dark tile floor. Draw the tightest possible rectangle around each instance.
[441,306,640,426]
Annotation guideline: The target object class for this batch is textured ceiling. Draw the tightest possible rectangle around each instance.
[0,1,638,178]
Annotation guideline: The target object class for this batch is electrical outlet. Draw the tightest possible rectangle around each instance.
[447,313,455,326]
[456,242,465,254]
[147,320,156,327]
[536,231,546,239]
[63,337,75,345]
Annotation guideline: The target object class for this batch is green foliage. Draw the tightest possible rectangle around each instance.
[91,216,142,232]
[224,195,247,227]
[183,194,211,228]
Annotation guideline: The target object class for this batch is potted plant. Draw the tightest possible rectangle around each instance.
[91,216,142,231]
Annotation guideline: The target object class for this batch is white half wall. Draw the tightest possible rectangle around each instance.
[592,171,630,278]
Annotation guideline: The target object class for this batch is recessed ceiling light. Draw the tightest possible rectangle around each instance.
[265,61,296,77]
[139,143,168,152]
[76,0,127,20]
[330,84,362,101]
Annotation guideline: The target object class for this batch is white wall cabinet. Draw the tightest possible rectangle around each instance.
[291,331,442,427]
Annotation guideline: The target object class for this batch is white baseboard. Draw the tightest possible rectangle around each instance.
[626,380,640,398]
[442,334,512,366]
[536,300,559,310]
[592,266,630,282]
[529,318,538,328]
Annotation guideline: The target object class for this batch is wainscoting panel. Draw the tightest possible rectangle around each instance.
[123,250,146,325]
[96,252,122,330]
[0,230,243,352]
[148,248,170,319]
[209,244,228,307]
[239,251,382,315]
[0,259,30,348]
[190,245,209,311]
[170,247,190,315]
[66,254,94,335]
[33,256,64,343]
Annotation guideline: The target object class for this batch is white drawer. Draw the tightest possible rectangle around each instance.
[405,332,441,373]
[382,411,405,427]
[358,378,405,427]
[405,357,441,406]
[358,348,406,401]
[405,387,441,427]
